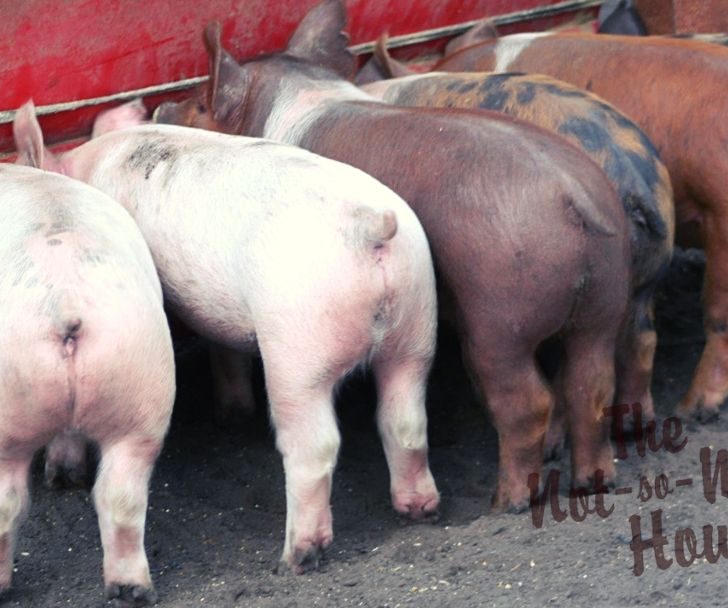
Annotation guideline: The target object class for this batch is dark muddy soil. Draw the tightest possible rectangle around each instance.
[4,248,725,608]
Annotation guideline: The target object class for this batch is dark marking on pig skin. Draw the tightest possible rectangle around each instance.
[516,84,536,105]
[479,88,510,111]
[623,150,661,205]
[78,248,106,266]
[456,81,478,94]
[125,139,179,180]
[611,111,662,159]
[558,117,608,152]
[47,239,62,246]
[45,205,76,237]
[477,74,519,111]
[540,82,590,100]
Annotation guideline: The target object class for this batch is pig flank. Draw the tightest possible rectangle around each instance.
[15,103,440,574]
[435,32,728,419]
[0,163,174,603]
[155,0,632,514]
[360,60,675,422]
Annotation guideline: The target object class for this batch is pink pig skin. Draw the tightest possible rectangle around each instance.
[0,162,175,604]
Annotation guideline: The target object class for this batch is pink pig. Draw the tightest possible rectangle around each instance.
[0,161,175,604]
[13,101,440,574]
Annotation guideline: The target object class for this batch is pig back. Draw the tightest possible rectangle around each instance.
[295,102,630,331]
[64,125,431,349]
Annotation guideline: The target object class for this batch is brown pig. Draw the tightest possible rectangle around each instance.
[358,38,675,443]
[155,0,632,512]
[435,32,728,420]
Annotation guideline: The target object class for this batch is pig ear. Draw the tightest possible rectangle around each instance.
[13,100,47,168]
[286,0,356,79]
[373,34,415,78]
[444,19,499,56]
[354,56,387,85]
[204,21,249,130]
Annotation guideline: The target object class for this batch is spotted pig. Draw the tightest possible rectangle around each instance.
[360,38,675,442]
[154,0,632,513]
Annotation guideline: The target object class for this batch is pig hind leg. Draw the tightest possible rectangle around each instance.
[678,211,728,420]
[614,288,658,427]
[562,326,619,492]
[467,341,554,513]
[262,352,341,575]
[0,457,31,591]
[372,331,439,520]
[78,313,174,602]
[94,437,162,605]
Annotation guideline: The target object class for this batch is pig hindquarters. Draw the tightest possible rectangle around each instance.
[14,110,440,573]
[0,163,175,604]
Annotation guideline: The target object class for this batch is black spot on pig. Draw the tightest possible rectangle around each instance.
[624,149,660,200]
[557,117,609,152]
[47,239,62,246]
[611,112,661,158]
[457,81,478,94]
[126,139,179,180]
[45,205,75,237]
[541,83,589,100]
[78,248,106,266]
[515,84,536,105]
[477,74,525,111]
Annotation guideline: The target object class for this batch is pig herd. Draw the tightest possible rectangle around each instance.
[2,0,727,603]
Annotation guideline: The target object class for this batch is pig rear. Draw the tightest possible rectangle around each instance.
[18,121,441,574]
[0,164,175,605]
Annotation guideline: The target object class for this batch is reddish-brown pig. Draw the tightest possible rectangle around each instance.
[360,39,674,440]
[435,32,728,420]
[154,0,632,512]
[0,161,175,605]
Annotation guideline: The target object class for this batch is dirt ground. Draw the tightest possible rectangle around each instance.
[3,247,727,608]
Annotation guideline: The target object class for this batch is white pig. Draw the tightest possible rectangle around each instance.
[0,162,175,604]
[13,102,440,574]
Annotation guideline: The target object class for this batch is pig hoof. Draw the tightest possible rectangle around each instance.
[693,406,719,424]
[394,495,440,522]
[275,545,325,575]
[572,473,615,495]
[504,500,530,515]
[106,583,158,606]
[491,495,530,515]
